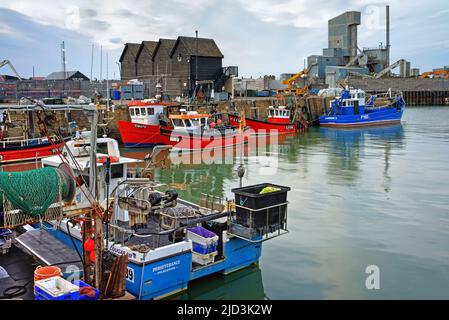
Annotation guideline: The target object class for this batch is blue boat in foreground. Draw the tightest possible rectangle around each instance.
[319,88,406,128]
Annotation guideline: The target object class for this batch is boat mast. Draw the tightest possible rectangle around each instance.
[86,103,103,290]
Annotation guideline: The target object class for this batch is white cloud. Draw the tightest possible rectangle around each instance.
[0,0,217,49]
[0,0,448,76]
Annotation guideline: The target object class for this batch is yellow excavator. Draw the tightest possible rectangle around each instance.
[419,69,449,79]
[277,63,316,96]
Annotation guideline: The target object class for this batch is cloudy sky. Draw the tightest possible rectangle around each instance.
[0,0,448,79]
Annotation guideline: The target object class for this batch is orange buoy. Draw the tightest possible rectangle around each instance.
[34,266,62,283]
[97,156,119,164]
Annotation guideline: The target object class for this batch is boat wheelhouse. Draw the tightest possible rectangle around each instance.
[228,105,302,135]
[267,106,291,124]
[162,111,248,151]
[169,112,210,131]
[118,101,179,148]
[118,101,249,151]
[42,131,142,203]
[319,88,405,128]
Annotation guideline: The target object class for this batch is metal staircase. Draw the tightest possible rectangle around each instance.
[213,66,238,92]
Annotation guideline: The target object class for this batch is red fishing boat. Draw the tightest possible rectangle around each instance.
[0,135,67,164]
[228,106,307,134]
[118,101,249,151]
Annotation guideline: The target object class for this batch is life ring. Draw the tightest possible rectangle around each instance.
[97,156,119,164]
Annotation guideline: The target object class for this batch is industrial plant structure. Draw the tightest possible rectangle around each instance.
[306,6,414,87]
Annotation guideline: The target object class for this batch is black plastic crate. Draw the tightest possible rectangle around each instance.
[231,183,290,228]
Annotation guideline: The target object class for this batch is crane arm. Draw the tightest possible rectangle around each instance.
[374,59,405,79]
[281,63,317,89]
[0,60,22,80]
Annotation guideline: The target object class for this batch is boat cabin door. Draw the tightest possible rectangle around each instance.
[354,100,359,115]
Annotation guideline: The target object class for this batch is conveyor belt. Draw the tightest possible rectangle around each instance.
[16,229,83,271]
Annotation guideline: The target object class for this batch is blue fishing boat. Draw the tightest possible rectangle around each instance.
[1,133,291,300]
[319,88,406,128]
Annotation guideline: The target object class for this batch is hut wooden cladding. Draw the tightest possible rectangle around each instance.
[119,36,224,86]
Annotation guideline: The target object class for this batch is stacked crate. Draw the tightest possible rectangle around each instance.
[187,227,219,266]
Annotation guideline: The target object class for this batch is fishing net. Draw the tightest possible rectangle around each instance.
[0,167,68,216]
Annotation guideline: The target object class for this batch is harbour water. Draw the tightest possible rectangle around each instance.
[122,106,449,299]
[3,107,447,299]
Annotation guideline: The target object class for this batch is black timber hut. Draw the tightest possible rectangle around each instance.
[135,41,158,79]
[119,43,140,80]
[119,36,225,97]
[170,36,224,91]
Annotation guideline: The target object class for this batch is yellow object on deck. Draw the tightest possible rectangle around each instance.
[259,186,281,194]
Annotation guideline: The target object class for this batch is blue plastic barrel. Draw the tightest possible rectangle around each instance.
[112,90,120,100]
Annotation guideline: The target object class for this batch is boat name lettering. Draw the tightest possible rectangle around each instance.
[152,260,180,274]
[110,246,137,259]
[134,124,146,129]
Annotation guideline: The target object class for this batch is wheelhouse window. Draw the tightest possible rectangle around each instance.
[140,108,146,116]
[135,108,141,116]
[200,118,207,126]
[184,119,192,127]
[147,107,155,115]
[130,108,135,116]
[111,164,124,179]
[172,118,184,127]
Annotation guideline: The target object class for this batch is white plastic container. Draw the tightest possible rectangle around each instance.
[192,251,218,266]
[186,227,219,247]
[34,276,79,299]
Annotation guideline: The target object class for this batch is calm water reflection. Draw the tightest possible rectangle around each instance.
[122,106,449,299]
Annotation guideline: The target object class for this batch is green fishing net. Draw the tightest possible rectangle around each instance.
[0,167,67,216]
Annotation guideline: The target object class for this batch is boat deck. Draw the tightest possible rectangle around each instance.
[0,244,37,300]
[115,200,215,250]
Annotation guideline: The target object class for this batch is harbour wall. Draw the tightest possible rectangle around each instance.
[350,78,449,105]
[3,97,331,142]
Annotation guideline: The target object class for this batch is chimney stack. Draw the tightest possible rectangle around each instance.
[386,5,390,67]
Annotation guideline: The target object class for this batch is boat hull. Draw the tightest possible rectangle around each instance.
[28,221,262,300]
[228,114,297,134]
[0,141,65,164]
[319,107,403,128]
[118,120,248,151]
[160,128,248,151]
[118,120,166,148]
